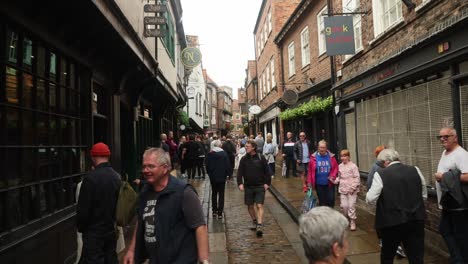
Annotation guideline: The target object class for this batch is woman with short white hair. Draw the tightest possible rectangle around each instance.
[299,206,349,264]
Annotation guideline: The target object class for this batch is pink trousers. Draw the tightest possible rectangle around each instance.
[340,193,357,220]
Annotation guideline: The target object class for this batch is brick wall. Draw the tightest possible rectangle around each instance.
[336,0,468,84]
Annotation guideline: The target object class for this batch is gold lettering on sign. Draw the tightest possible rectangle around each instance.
[184,51,195,63]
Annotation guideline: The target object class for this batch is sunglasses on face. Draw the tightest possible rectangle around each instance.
[436,135,454,140]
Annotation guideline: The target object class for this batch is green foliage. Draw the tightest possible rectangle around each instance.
[178,110,189,126]
[243,123,249,135]
[279,96,333,121]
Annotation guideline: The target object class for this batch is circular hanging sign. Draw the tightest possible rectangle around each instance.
[249,105,261,115]
[187,87,195,97]
[181,47,202,68]
[180,124,186,131]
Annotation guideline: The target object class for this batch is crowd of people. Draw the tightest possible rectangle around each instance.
[75,126,468,264]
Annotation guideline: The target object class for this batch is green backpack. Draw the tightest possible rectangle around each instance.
[115,174,137,227]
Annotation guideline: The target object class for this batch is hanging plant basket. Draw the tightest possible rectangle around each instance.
[279,96,333,121]
[178,110,189,126]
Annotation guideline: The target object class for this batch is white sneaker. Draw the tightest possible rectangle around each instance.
[396,245,406,258]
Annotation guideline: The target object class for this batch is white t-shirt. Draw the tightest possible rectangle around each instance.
[436,146,468,208]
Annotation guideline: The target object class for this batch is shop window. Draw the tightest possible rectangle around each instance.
[36,78,46,110]
[1,23,89,240]
[49,52,56,80]
[6,29,18,64]
[6,66,18,104]
[22,73,33,107]
[22,37,33,71]
[36,45,46,77]
[345,112,357,163]
[356,76,452,186]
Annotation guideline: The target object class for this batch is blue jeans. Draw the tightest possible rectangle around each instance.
[439,210,468,264]
[315,184,335,207]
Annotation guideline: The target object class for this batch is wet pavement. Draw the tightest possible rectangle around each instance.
[268,171,450,264]
[190,177,307,264]
[119,167,450,263]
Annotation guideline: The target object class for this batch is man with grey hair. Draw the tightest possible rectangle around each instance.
[123,148,210,264]
[366,149,427,264]
[299,206,349,264]
[434,127,468,263]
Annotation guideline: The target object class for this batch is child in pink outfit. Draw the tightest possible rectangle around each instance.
[334,149,360,231]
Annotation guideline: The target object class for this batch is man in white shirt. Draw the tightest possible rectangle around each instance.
[366,149,427,264]
[434,127,468,263]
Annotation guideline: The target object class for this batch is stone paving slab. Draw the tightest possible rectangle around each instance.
[223,180,303,264]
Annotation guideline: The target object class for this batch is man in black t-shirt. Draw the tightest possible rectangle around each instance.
[123,148,209,264]
[222,134,236,179]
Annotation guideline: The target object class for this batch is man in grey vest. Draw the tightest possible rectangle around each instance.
[366,149,427,264]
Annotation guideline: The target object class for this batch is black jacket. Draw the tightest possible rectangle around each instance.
[293,140,314,162]
[282,139,295,157]
[77,162,121,235]
[222,140,236,158]
[237,153,271,186]
[205,150,231,183]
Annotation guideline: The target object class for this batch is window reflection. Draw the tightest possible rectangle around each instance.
[6,29,18,64]
[38,148,48,180]
[22,73,33,107]
[6,189,21,228]
[7,107,19,145]
[49,52,56,79]
[6,66,18,104]
[37,114,48,145]
[70,64,75,89]
[60,57,67,85]
[37,79,46,110]
[23,37,33,69]
[38,184,47,215]
[60,87,67,112]
[6,149,20,186]
[49,82,56,111]
[49,117,57,145]
[22,110,34,145]
[37,46,46,77]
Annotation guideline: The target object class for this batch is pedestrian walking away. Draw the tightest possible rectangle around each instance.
[76,142,122,264]
[281,132,296,178]
[434,127,468,264]
[222,134,237,179]
[307,140,338,207]
[334,149,360,231]
[254,132,265,154]
[195,135,207,179]
[366,149,427,264]
[205,140,231,219]
[123,148,210,264]
[237,140,271,237]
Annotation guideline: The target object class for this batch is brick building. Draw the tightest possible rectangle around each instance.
[331,0,468,251]
[231,99,243,136]
[203,69,219,136]
[274,0,335,150]
[244,60,258,135]
[216,86,233,136]
[254,0,301,145]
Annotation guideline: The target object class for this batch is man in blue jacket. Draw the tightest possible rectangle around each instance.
[123,148,209,264]
[206,140,231,219]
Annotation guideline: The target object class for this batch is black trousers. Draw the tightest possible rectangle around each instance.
[439,209,468,263]
[211,182,226,213]
[379,221,425,264]
[196,157,206,177]
[80,232,118,264]
[315,184,335,207]
[285,156,296,177]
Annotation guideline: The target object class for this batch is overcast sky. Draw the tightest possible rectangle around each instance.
[180,0,262,99]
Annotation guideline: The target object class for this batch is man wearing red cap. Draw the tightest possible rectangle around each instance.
[77,142,122,264]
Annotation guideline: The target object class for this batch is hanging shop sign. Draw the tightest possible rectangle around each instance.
[144,16,167,25]
[144,4,167,13]
[324,16,355,56]
[181,47,202,68]
[143,4,167,38]
[144,29,167,38]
